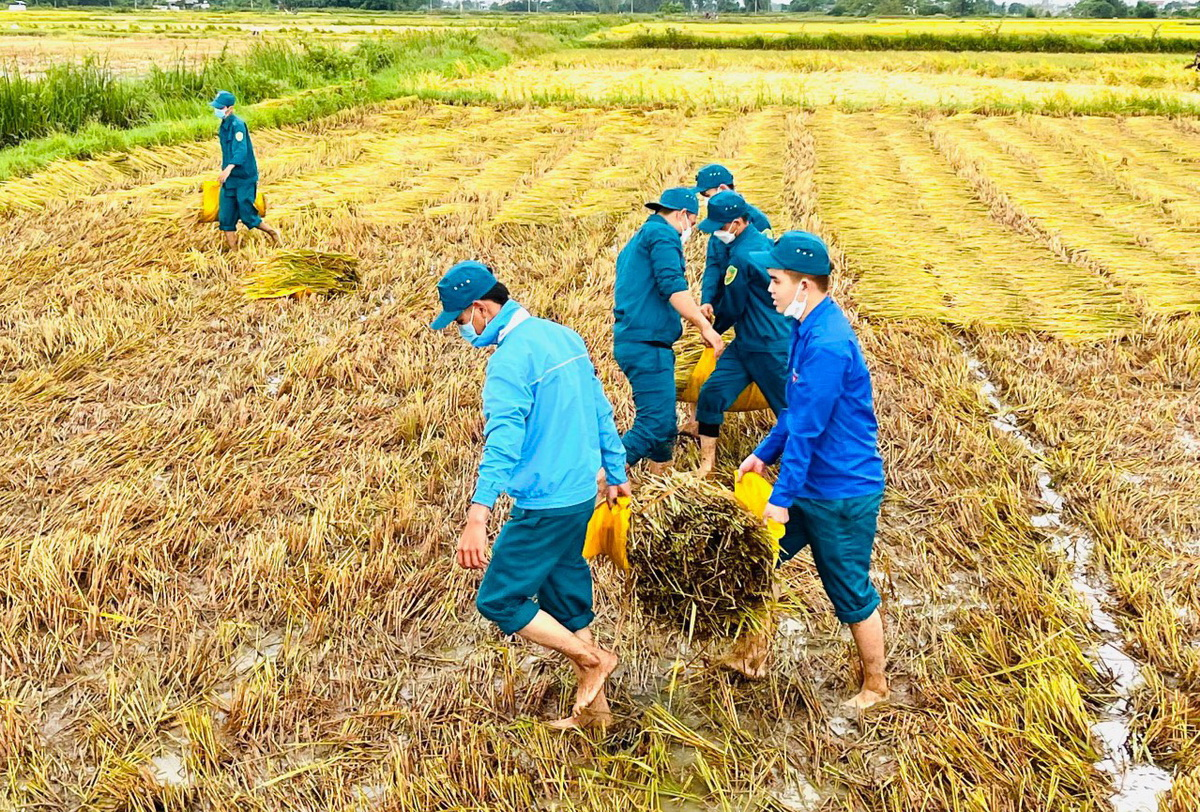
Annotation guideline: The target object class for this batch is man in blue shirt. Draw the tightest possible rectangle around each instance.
[210,90,279,250]
[614,187,724,472]
[737,231,889,710]
[691,191,791,478]
[693,164,773,315]
[432,261,631,729]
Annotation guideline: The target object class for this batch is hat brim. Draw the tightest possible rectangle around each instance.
[430,309,462,331]
[698,217,725,234]
[645,202,669,213]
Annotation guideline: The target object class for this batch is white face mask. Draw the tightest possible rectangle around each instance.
[713,229,736,245]
[680,226,693,245]
[214,108,228,120]
[783,285,809,321]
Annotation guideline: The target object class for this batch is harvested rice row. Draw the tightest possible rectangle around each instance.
[358,109,588,223]
[717,108,791,230]
[491,114,654,224]
[425,108,592,219]
[811,110,1130,340]
[1014,116,1200,229]
[573,110,738,218]
[930,116,1200,315]
[1122,115,1200,169]
[964,324,1200,809]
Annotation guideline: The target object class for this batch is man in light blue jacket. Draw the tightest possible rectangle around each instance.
[431,260,630,729]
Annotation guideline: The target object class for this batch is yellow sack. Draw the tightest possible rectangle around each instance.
[583,501,612,560]
[608,497,632,571]
[583,497,632,570]
[677,347,770,413]
[734,472,786,540]
[199,180,267,223]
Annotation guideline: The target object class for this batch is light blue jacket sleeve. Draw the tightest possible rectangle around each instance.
[768,344,850,508]
[591,373,628,486]
[472,357,533,509]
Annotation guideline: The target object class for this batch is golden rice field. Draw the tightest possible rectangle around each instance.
[588,17,1200,42]
[431,48,1200,114]
[2,18,1200,812]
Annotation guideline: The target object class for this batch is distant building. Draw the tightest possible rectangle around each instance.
[5,0,27,10]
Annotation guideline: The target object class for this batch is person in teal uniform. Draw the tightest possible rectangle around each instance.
[210,90,279,250]
[613,187,724,473]
[690,191,791,477]
[692,164,773,321]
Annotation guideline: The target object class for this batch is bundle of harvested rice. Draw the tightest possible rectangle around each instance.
[243,250,360,300]
[628,474,779,637]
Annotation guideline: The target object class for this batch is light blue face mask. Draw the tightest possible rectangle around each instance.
[457,318,478,343]
[213,108,228,120]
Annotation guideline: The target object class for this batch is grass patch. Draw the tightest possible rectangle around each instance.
[0,18,611,181]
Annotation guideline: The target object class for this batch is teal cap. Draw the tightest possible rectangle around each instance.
[698,190,749,234]
[431,261,498,330]
[749,231,831,276]
[693,164,735,195]
[646,187,699,216]
[210,90,236,109]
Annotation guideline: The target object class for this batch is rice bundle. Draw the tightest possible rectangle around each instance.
[243,250,360,300]
[627,474,779,637]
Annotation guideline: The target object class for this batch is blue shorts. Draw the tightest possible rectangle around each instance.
[476,498,596,636]
[779,491,884,624]
[218,182,262,232]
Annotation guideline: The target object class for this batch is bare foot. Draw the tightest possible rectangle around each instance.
[692,462,715,480]
[546,702,613,731]
[257,224,281,245]
[646,461,673,476]
[573,648,618,715]
[678,421,699,438]
[841,688,890,711]
[715,631,771,680]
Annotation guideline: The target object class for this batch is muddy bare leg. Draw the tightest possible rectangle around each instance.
[843,608,888,710]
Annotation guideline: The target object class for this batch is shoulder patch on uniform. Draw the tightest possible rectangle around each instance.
[724,265,738,286]
[235,131,244,142]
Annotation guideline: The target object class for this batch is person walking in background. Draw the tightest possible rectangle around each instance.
[211,90,280,250]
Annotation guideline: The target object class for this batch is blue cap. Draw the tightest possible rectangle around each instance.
[698,190,749,234]
[693,164,735,194]
[430,261,498,330]
[210,90,236,109]
[749,231,831,276]
[645,187,699,216]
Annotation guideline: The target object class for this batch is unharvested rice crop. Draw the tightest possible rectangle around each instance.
[1,19,1199,812]
[433,48,1200,115]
